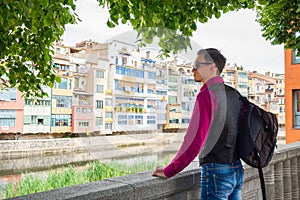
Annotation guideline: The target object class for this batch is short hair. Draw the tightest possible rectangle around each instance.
[197,48,227,74]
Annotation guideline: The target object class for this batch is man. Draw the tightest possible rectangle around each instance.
[152,48,244,199]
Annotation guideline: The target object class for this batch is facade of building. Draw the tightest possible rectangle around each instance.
[222,66,248,96]
[70,52,94,135]
[248,72,285,129]
[51,44,73,134]
[0,39,286,137]
[285,49,300,143]
[0,88,23,133]
[23,87,51,133]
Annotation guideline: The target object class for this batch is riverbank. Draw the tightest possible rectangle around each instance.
[0,132,183,158]
[0,133,183,177]
[0,130,286,176]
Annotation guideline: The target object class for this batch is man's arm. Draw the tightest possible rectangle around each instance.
[153,90,217,178]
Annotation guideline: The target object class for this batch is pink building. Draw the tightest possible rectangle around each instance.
[0,88,24,133]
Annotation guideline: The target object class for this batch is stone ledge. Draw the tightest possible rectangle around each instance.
[8,161,200,200]
[6,142,300,200]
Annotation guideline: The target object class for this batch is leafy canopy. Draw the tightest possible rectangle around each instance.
[98,0,256,57]
[1,0,299,97]
[0,0,77,98]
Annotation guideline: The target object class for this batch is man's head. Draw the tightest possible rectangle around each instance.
[192,48,226,83]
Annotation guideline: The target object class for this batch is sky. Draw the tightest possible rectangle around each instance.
[62,0,285,74]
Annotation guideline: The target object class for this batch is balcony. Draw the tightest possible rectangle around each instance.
[105,118,113,123]
[73,67,88,76]
[265,88,274,93]
[105,90,112,95]
[105,106,113,112]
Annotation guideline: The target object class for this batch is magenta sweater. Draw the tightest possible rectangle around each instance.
[163,76,223,177]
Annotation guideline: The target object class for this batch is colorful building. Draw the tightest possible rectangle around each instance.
[23,87,51,134]
[0,39,287,137]
[51,44,73,134]
[70,51,94,136]
[285,49,300,143]
[0,88,23,134]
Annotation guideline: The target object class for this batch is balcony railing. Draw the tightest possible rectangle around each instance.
[265,88,274,93]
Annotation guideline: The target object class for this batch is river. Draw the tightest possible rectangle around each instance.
[0,132,184,187]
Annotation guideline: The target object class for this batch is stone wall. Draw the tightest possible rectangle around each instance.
[8,142,300,200]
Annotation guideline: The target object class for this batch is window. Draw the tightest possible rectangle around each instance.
[168,96,178,104]
[294,90,300,127]
[79,122,89,127]
[157,113,166,121]
[95,117,103,127]
[157,100,167,110]
[105,98,112,106]
[148,72,156,79]
[96,100,103,109]
[25,99,51,106]
[168,75,178,83]
[147,99,156,108]
[182,78,195,85]
[293,50,300,64]
[128,115,134,125]
[135,115,143,125]
[118,115,127,125]
[75,77,79,88]
[227,72,234,76]
[53,96,72,108]
[156,90,167,96]
[105,112,113,118]
[37,118,44,125]
[76,108,80,113]
[0,88,16,101]
[182,102,194,111]
[0,110,16,127]
[31,115,37,124]
[168,85,178,92]
[182,118,190,124]
[122,57,127,65]
[57,78,68,89]
[147,116,155,124]
[96,85,104,93]
[82,108,87,114]
[51,114,72,126]
[96,70,104,78]
[105,123,112,130]
[147,84,156,94]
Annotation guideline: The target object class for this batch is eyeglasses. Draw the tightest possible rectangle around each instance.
[193,62,213,70]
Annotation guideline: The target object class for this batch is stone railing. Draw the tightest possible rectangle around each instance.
[8,142,300,200]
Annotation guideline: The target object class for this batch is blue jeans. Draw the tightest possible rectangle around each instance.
[200,160,244,200]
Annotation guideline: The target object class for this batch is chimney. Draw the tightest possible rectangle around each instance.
[146,51,150,59]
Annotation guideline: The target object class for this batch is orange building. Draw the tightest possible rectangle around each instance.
[285,49,300,143]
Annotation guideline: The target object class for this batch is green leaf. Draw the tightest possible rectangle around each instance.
[107,20,115,28]
[215,11,221,19]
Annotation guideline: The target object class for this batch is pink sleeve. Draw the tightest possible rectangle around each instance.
[163,91,217,177]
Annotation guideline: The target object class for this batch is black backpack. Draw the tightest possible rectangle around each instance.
[226,85,278,200]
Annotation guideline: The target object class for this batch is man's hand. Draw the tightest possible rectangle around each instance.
[152,166,167,178]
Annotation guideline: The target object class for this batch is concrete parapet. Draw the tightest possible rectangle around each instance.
[7,142,300,200]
